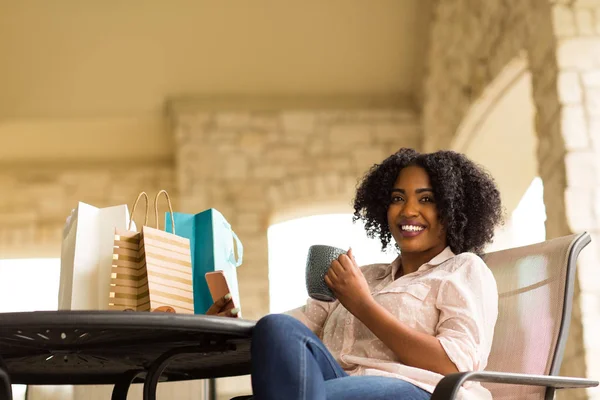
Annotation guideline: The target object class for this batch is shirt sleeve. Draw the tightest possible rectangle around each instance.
[285,298,332,337]
[435,254,499,372]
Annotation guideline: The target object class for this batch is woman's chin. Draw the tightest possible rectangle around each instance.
[397,237,429,253]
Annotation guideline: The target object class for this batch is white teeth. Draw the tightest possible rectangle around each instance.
[401,225,424,232]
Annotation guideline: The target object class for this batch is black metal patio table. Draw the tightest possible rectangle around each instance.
[0,311,255,400]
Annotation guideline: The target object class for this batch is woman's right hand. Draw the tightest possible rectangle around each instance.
[206,293,240,318]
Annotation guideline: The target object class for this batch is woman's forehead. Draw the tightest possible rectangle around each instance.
[394,165,432,187]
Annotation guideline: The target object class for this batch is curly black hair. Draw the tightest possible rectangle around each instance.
[353,148,504,255]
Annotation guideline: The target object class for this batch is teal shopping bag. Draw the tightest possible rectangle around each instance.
[165,209,243,314]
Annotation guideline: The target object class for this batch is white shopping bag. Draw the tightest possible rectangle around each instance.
[58,202,134,310]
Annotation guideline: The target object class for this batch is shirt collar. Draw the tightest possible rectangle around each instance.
[425,246,456,267]
[382,246,456,279]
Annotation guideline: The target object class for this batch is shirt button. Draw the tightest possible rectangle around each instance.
[345,318,352,326]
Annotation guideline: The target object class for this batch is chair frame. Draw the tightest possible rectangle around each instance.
[431,232,598,400]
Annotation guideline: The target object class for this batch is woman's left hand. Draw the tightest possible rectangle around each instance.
[324,248,373,315]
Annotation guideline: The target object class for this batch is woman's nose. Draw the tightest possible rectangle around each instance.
[401,199,419,218]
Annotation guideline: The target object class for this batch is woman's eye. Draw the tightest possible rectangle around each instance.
[420,196,433,203]
[391,196,404,203]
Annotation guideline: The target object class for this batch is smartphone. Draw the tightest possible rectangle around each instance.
[205,271,237,314]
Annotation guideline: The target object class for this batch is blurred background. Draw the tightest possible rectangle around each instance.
[0,0,599,399]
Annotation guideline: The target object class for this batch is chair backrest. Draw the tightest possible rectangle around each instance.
[481,232,590,400]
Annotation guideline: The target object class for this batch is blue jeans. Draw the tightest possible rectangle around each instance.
[250,314,432,400]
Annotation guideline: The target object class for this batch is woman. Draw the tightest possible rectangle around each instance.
[211,148,503,400]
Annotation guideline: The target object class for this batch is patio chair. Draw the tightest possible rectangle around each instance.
[431,232,598,399]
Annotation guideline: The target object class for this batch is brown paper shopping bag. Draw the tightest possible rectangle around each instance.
[109,190,194,313]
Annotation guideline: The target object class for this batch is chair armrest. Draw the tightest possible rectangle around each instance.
[0,367,12,400]
[431,371,599,400]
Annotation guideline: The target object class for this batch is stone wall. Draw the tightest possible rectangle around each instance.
[171,106,421,322]
[0,162,176,259]
[423,0,600,398]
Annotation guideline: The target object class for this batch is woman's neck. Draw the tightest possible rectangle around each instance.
[396,245,447,278]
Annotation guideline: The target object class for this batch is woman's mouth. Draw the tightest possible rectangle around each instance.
[399,224,426,238]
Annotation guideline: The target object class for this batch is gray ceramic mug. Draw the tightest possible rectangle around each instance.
[306,244,347,302]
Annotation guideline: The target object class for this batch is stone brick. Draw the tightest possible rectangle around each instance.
[557,37,600,69]
[233,212,266,234]
[328,125,371,146]
[375,124,416,143]
[281,130,311,146]
[248,112,280,131]
[553,4,578,37]
[315,157,353,173]
[306,140,327,156]
[577,233,600,288]
[315,111,344,124]
[565,187,597,230]
[576,8,597,35]
[582,71,600,86]
[352,148,387,175]
[265,146,304,163]
[252,164,286,180]
[559,71,584,104]
[284,162,315,177]
[216,112,250,129]
[222,156,249,180]
[281,112,316,133]
[561,105,590,149]
[239,131,269,153]
[581,293,600,323]
[586,87,600,115]
[566,151,599,186]
[595,187,600,220]
[588,116,600,150]
[574,0,600,7]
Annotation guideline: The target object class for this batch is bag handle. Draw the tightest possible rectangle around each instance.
[230,230,244,267]
[223,219,244,267]
[128,192,149,231]
[154,189,176,234]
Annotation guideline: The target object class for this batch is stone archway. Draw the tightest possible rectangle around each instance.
[451,55,538,215]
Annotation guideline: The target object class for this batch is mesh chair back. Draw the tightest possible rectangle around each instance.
[480,233,589,400]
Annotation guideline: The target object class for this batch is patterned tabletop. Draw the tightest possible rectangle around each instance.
[0,311,255,385]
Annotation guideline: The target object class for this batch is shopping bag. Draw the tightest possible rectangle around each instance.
[109,191,194,313]
[59,202,133,310]
[165,208,243,314]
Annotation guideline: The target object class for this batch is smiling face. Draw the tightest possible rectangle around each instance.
[387,165,447,257]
